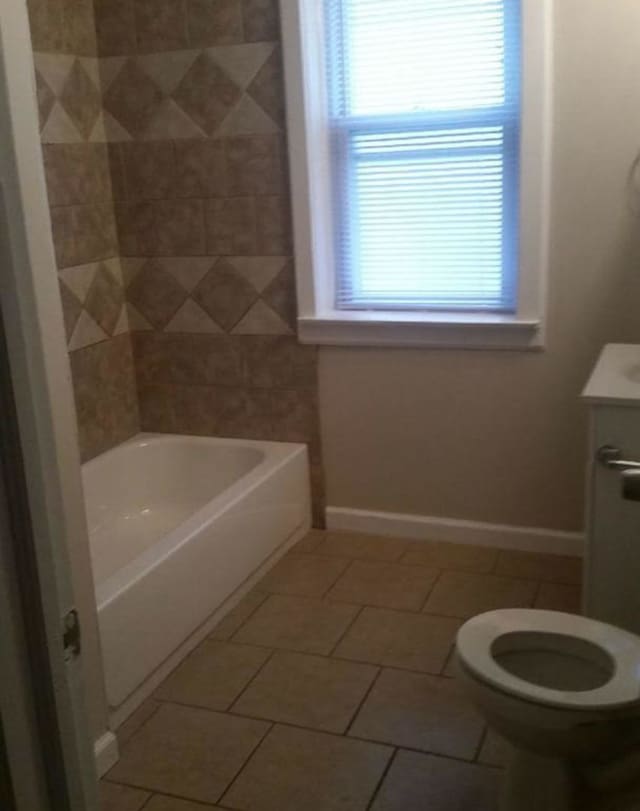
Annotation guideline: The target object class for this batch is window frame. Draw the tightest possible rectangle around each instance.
[280,0,553,350]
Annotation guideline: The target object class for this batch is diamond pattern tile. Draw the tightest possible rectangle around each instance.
[192,258,258,331]
[84,263,125,335]
[172,53,241,136]
[127,259,188,329]
[35,70,56,131]
[59,60,103,140]
[104,59,165,137]
[247,48,285,128]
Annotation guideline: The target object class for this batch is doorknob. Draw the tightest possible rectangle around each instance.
[597,446,640,501]
[596,445,640,471]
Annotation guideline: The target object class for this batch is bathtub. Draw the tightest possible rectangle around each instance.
[83,433,311,720]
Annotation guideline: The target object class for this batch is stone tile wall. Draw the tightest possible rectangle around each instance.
[29,0,139,460]
[27,0,324,520]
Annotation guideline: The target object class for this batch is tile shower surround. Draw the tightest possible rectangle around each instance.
[28,0,324,520]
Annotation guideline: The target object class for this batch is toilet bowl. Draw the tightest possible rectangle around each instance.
[455,609,640,810]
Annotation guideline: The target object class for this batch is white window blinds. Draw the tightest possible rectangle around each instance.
[325,0,521,312]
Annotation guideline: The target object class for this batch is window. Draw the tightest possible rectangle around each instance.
[281,0,552,349]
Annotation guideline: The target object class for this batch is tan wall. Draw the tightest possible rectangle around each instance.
[319,0,640,533]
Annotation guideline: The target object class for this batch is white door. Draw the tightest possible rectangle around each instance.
[0,2,100,809]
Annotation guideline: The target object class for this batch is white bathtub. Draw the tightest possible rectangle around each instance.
[83,433,311,718]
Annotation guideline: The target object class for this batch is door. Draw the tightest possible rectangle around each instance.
[0,2,101,809]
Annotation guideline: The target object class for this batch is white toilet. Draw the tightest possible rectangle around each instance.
[455,608,640,810]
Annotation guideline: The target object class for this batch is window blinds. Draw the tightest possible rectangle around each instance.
[325,0,521,312]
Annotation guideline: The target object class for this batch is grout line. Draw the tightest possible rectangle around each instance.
[439,644,457,678]
[227,647,277,712]
[365,747,398,811]
[531,579,544,607]
[225,590,271,643]
[318,555,355,598]
[344,666,382,736]
[473,724,489,763]
[218,721,275,807]
[112,700,162,755]
[417,568,443,613]
[327,603,365,657]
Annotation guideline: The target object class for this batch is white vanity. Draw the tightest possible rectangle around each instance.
[582,344,640,636]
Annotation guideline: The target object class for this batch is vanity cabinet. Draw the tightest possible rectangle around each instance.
[583,344,640,636]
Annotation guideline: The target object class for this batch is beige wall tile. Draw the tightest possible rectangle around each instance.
[241,0,280,43]
[134,0,189,53]
[94,0,136,57]
[173,53,241,135]
[186,0,243,47]
[70,334,139,460]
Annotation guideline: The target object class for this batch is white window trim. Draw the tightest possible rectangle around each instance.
[280,0,553,350]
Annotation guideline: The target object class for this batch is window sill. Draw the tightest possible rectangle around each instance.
[298,311,543,350]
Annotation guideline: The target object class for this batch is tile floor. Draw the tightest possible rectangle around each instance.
[102,530,582,811]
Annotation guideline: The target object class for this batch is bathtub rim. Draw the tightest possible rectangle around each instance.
[83,432,309,609]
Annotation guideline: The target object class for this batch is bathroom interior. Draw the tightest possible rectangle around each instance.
[4,0,640,809]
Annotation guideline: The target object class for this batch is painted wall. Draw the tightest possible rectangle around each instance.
[318,0,640,532]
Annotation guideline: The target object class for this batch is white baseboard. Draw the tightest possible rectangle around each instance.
[94,731,119,777]
[326,506,584,557]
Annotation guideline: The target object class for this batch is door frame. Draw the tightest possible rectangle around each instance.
[0,1,110,808]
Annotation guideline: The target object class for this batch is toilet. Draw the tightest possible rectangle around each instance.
[455,609,640,810]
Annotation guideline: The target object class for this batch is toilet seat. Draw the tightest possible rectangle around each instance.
[456,609,640,711]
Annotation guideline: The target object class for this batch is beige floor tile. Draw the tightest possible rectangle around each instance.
[232,650,378,733]
[478,728,513,768]
[349,669,484,759]
[209,590,269,642]
[401,541,498,573]
[154,640,271,711]
[144,797,226,811]
[327,560,439,611]
[334,606,459,674]
[535,582,582,613]
[108,703,269,804]
[290,529,326,554]
[234,594,360,655]
[115,698,161,746]
[371,750,501,811]
[314,531,410,562]
[423,571,538,619]
[223,724,392,811]
[495,550,582,584]
[259,553,349,597]
[100,781,149,811]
